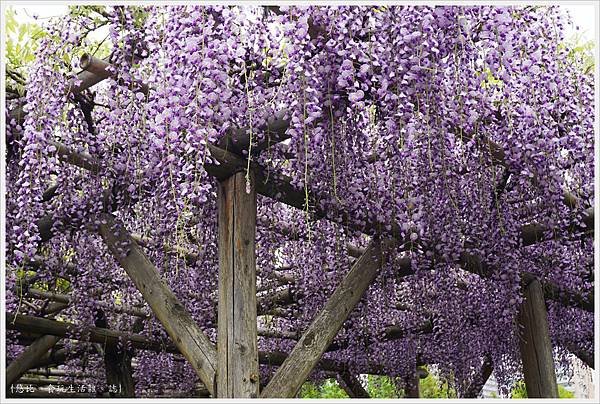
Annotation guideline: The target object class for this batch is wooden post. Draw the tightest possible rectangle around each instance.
[404,369,420,398]
[95,309,135,397]
[261,239,393,398]
[518,278,558,398]
[98,214,217,395]
[104,346,135,397]
[217,171,259,398]
[464,356,493,398]
[5,313,182,353]
[338,372,370,398]
[6,335,61,388]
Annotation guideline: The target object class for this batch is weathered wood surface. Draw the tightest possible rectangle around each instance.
[338,372,370,398]
[98,213,217,395]
[261,239,393,398]
[32,347,71,368]
[217,171,259,398]
[517,278,558,398]
[217,109,291,154]
[6,314,178,353]
[5,334,61,388]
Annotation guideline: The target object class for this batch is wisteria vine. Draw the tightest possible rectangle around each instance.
[4,5,594,398]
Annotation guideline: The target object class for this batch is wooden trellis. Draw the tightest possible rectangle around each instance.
[5,50,594,399]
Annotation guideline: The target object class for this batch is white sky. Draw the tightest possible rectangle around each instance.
[6,3,598,45]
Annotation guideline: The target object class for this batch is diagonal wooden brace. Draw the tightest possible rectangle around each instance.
[261,238,394,397]
[6,334,61,388]
[98,213,218,395]
[337,372,370,398]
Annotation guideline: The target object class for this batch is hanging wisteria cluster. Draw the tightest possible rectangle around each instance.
[5,5,594,398]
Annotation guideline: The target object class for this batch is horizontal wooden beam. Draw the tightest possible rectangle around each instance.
[8,58,110,124]
[26,288,150,318]
[7,314,392,379]
[15,377,79,387]
[6,313,174,353]
[79,54,149,95]
[217,109,291,154]
[26,368,94,378]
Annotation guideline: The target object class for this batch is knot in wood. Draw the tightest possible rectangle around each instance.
[236,342,247,354]
[302,331,315,347]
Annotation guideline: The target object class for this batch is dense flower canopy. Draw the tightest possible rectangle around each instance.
[4,5,594,398]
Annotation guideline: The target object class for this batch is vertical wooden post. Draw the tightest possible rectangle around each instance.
[404,370,420,398]
[104,347,135,397]
[518,278,558,398]
[95,309,135,397]
[217,171,259,398]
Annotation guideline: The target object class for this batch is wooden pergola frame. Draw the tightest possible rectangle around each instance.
[5,48,594,399]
